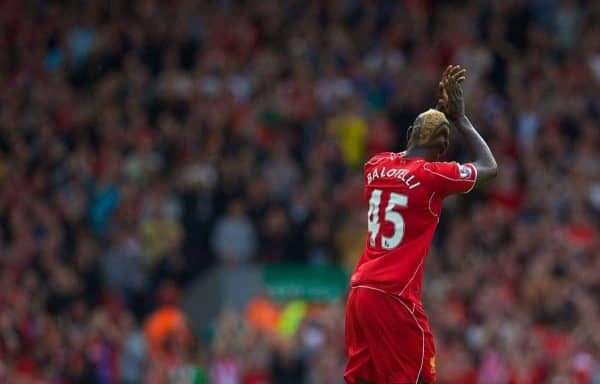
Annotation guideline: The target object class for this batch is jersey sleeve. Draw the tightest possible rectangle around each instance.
[422,161,477,196]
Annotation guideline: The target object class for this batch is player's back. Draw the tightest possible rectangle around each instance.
[350,151,477,304]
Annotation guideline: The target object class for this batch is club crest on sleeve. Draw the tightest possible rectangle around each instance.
[458,164,472,179]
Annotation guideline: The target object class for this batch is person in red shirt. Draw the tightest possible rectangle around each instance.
[344,66,498,384]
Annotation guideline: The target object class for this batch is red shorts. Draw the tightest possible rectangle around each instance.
[344,286,437,384]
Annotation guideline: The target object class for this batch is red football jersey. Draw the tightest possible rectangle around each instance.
[350,152,477,304]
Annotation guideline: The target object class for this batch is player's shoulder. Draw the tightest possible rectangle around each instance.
[420,160,474,180]
[419,161,477,196]
[364,152,420,169]
[364,152,398,167]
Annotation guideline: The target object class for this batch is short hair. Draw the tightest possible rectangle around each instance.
[411,109,450,147]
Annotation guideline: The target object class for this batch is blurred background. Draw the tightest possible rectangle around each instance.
[0,0,599,383]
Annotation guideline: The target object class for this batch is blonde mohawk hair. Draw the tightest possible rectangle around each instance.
[416,109,448,145]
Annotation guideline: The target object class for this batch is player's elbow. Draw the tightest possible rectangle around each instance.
[489,161,498,178]
[474,161,498,186]
[483,155,498,179]
[483,161,498,182]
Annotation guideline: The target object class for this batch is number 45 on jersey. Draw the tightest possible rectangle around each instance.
[367,189,408,250]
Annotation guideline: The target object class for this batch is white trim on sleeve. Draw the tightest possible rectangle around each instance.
[462,163,478,194]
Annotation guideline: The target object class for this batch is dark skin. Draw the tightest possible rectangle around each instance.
[403,65,464,162]
[355,66,497,384]
[405,65,498,187]
[440,65,498,186]
[404,114,451,160]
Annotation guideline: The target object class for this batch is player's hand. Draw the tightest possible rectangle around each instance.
[436,65,466,115]
[443,65,466,121]
[435,80,449,113]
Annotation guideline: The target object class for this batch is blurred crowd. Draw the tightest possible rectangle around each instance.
[0,0,600,383]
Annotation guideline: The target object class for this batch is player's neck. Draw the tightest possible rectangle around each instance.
[404,146,437,161]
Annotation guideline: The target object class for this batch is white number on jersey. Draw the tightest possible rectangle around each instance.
[367,189,408,249]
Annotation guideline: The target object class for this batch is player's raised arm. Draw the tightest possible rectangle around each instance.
[443,65,498,187]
